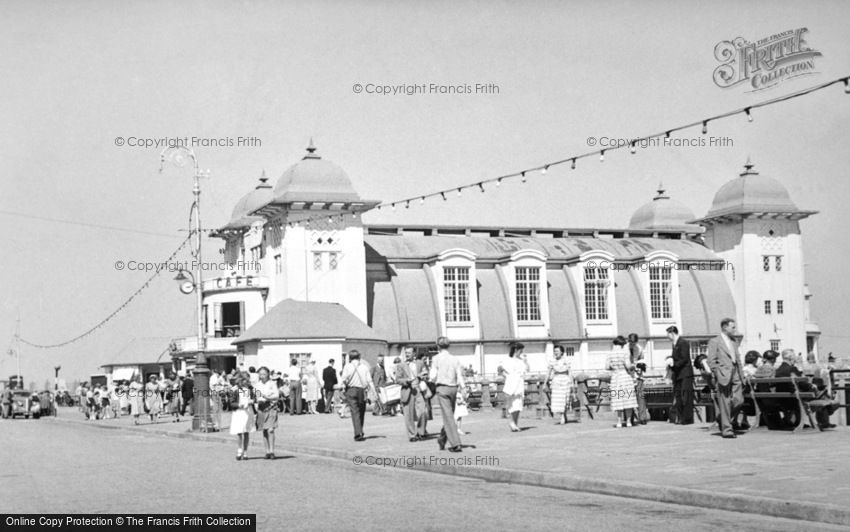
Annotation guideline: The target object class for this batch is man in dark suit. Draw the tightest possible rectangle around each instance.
[180,371,194,416]
[322,360,338,413]
[667,325,694,425]
[706,318,744,438]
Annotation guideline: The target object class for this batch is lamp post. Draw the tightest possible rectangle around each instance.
[161,146,213,432]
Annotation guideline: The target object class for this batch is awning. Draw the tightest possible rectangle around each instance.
[111,367,136,381]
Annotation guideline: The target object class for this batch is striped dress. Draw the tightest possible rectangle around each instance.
[607,347,638,411]
[549,357,572,414]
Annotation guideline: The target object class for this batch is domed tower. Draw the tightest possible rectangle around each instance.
[247,140,380,322]
[693,159,819,357]
[629,183,704,234]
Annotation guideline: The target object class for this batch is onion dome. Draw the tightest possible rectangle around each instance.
[705,158,798,217]
[629,183,702,232]
[273,139,362,203]
[223,170,273,229]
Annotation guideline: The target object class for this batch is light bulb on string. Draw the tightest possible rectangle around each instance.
[571,158,576,170]
[440,192,447,201]
[665,131,671,139]
[457,188,462,197]
[745,108,753,122]
[420,197,425,205]
[630,141,636,154]
[521,171,527,183]
[391,203,396,211]
[701,121,708,135]
[478,182,485,192]
[600,150,605,162]
[845,78,850,94]
[541,165,549,175]
[496,177,502,187]
[405,200,410,209]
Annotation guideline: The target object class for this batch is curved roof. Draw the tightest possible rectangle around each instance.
[222,171,273,230]
[629,185,702,233]
[705,160,799,218]
[365,234,720,263]
[273,141,363,203]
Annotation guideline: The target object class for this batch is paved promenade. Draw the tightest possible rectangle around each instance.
[48,404,850,526]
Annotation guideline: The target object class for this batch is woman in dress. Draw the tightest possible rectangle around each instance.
[144,374,163,423]
[128,375,145,424]
[503,342,530,432]
[455,386,469,435]
[230,376,256,460]
[546,344,572,425]
[164,372,182,422]
[254,367,280,460]
[303,362,320,414]
[607,335,638,428]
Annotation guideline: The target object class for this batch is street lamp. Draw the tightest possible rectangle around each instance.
[161,146,214,432]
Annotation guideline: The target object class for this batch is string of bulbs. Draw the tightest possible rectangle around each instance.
[280,75,849,229]
[18,235,193,349]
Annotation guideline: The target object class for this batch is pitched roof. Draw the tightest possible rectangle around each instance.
[232,299,384,344]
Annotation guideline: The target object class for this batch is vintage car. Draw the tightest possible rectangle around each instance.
[10,390,41,419]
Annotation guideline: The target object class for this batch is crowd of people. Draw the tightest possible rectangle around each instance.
[75,372,195,424]
[69,318,843,460]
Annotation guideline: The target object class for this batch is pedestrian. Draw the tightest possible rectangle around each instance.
[395,346,428,441]
[303,361,320,414]
[144,374,163,423]
[340,350,376,441]
[98,385,111,420]
[254,367,280,459]
[280,374,291,414]
[429,337,465,452]
[85,386,97,420]
[371,355,388,416]
[164,372,181,422]
[502,342,529,432]
[628,334,648,425]
[230,376,256,460]
[322,359,338,413]
[546,344,573,425]
[607,336,638,428]
[128,375,145,425]
[181,370,194,417]
[288,360,303,415]
[668,326,694,425]
[706,318,744,439]
[455,386,469,435]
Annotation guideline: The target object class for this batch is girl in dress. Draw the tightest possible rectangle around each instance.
[503,342,530,432]
[546,344,572,425]
[607,335,638,428]
[254,367,280,460]
[230,376,256,461]
[455,386,469,435]
[164,372,182,422]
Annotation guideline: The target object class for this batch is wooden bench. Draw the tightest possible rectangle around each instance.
[747,376,822,432]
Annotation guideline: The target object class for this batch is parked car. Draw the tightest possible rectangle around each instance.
[10,390,41,419]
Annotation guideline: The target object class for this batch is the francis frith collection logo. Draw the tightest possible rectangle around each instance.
[713,28,822,92]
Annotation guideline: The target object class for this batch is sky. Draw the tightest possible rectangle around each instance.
[1,0,848,384]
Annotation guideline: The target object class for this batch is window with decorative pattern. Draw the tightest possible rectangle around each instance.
[443,267,471,323]
[764,300,771,314]
[649,265,672,319]
[762,255,770,272]
[313,252,323,271]
[329,252,338,270]
[583,266,609,321]
[515,266,541,321]
[774,255,782,272]
[777,300,784,314]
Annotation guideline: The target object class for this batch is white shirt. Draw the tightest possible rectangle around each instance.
[502,357,528,396]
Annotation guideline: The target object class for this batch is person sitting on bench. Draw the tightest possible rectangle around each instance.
[775,349,838,429]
